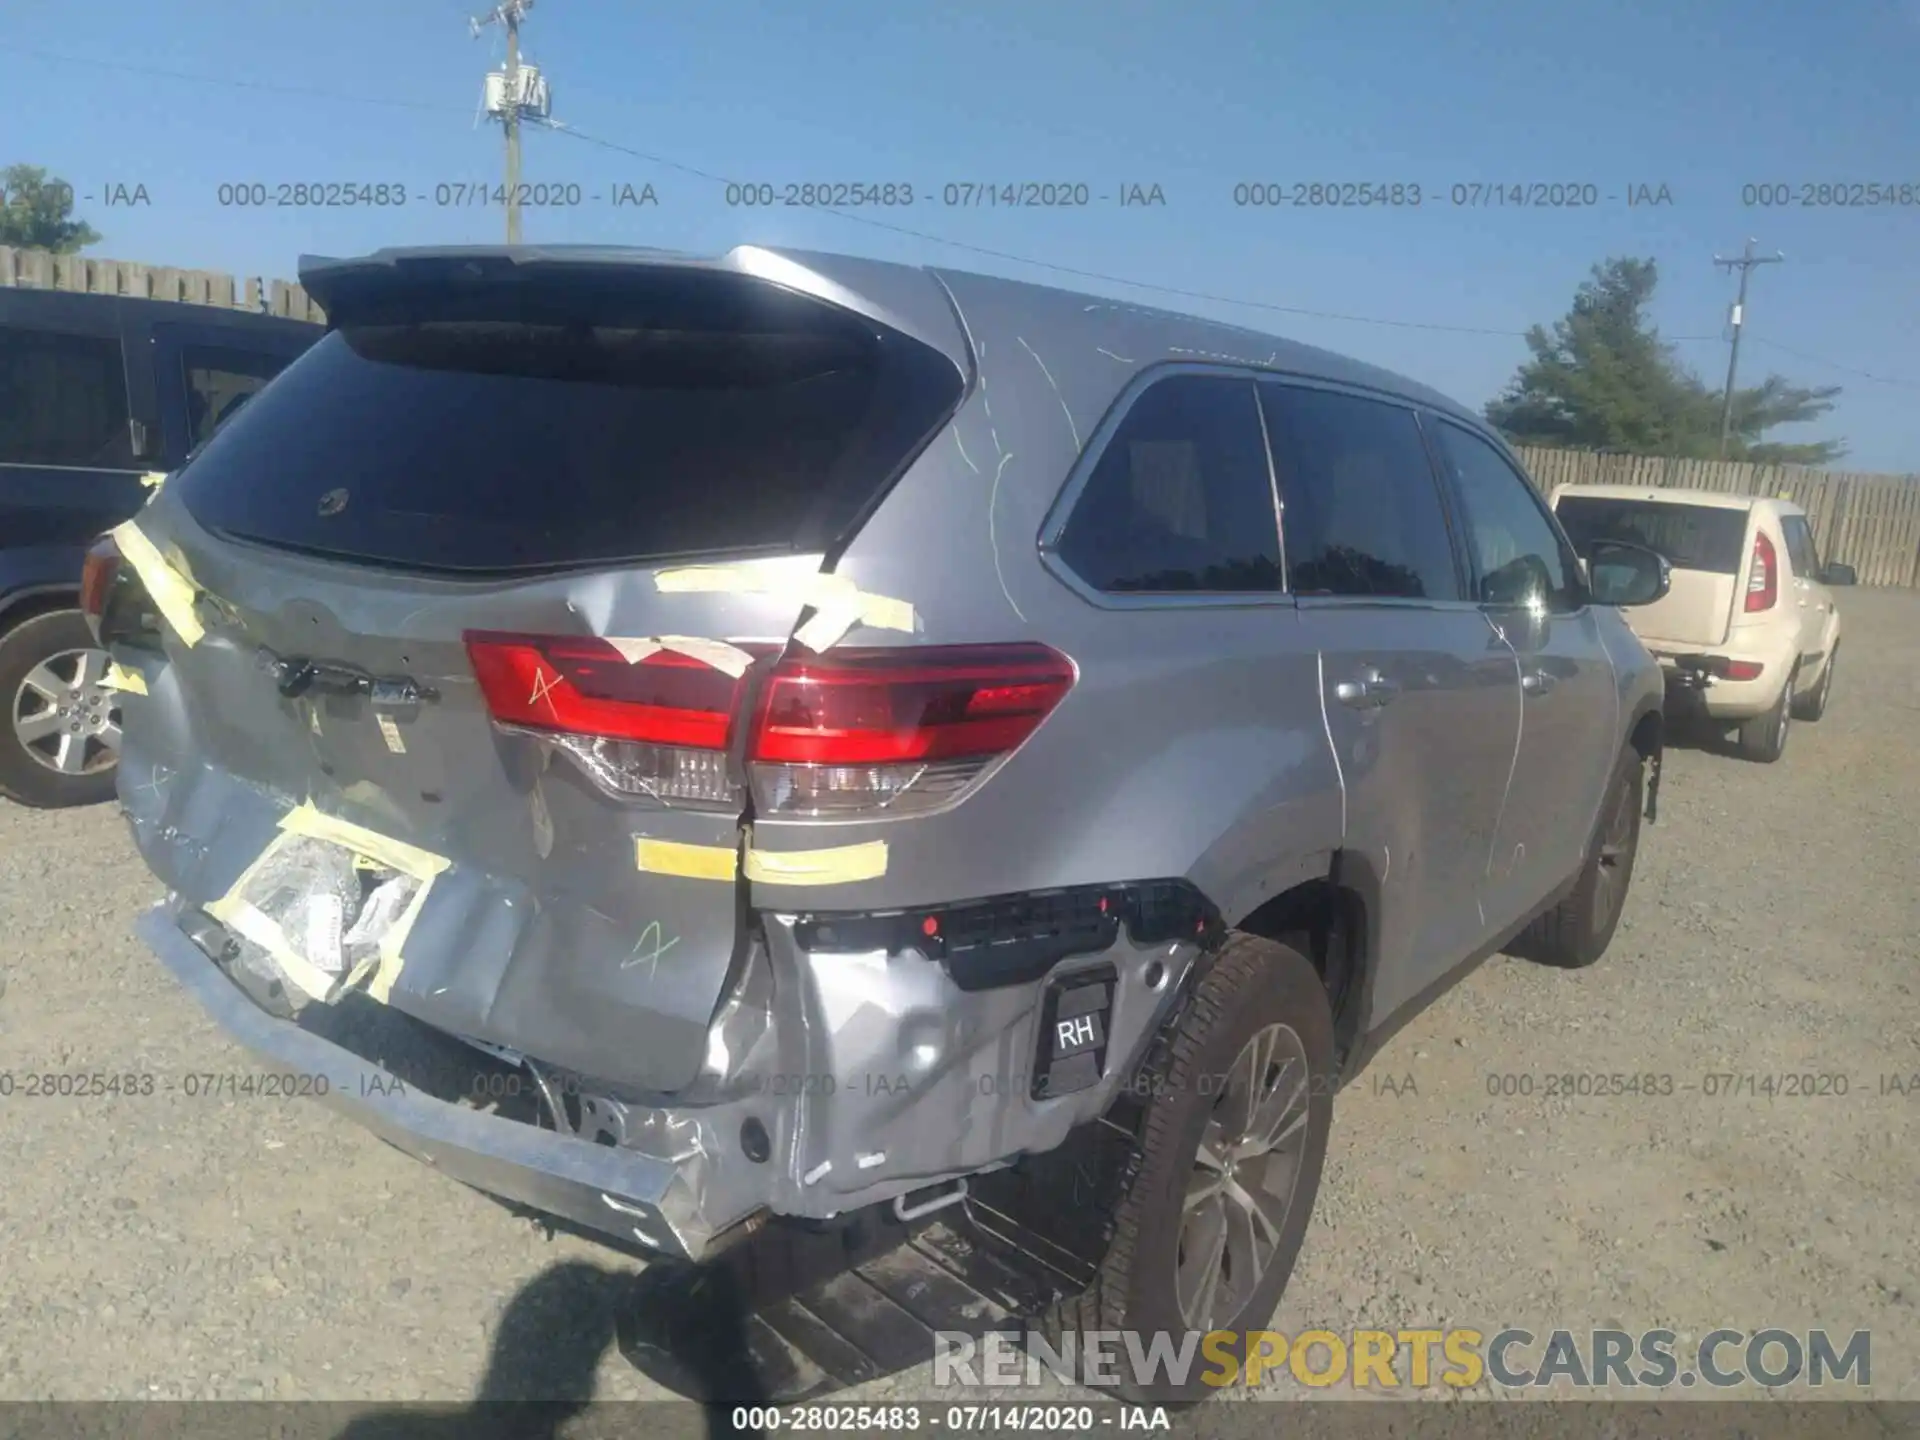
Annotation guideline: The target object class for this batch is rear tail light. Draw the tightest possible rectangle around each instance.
[748,644,1075,817]
[1745,531,1778,612]
[464,632,759,808]
[465,634,1076,817]
[80,537,122,638]
[1724,660,1765,681]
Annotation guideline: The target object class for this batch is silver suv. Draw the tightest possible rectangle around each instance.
[90,244,1671,1385]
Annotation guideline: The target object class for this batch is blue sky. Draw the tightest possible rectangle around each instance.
[9,0,1917,469]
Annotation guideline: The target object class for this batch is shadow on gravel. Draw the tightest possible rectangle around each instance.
[329,1204,1035,1440]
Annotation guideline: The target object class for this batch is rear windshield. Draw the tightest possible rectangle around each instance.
[1553,495,1750,575]
[177,268,962,573]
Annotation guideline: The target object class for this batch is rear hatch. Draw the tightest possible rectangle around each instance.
[1554,493,1752,647]
[114,252,966,1093]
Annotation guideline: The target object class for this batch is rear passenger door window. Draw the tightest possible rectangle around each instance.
[181,344,295,451]
[1780,514,1820,581]
[1257,382,1462,600]
[1053,373,1282,593]
[0,325,135,469]
[1429,421,1582,613]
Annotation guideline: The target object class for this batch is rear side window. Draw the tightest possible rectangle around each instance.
[0,326,134,468]
[177,270,962,573]
[1780,513,1821,580]
[1554,495,1750,575]
[1258,383,1461,601]
[182,344,298,450]
[1054,373,1282,593]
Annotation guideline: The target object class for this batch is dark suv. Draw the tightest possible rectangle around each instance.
[0,286,319,806]
[98,244,1674,1397]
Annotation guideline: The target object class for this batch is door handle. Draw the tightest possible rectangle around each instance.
[1335,670,1401,709]
[1521,669,1557,697]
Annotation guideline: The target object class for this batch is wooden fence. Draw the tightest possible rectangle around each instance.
[1515,447,1920,590]
[0,245,324,322]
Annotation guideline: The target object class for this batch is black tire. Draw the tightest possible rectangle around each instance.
[1736,672,1793,763]
[1513,742,1644,969]
[1041,933,1335,1402]
[0,608,122,809]
[1791,646,1836,722]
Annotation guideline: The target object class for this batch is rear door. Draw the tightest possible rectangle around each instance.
[1259,380,1520,1021]
[0,294,147,554]
[1431,422,1619,932]
[118,258,966,1093]
[1778,512,1834,668]
[1552,491,1750,649]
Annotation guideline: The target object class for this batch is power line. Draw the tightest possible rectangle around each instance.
[4,42,469,113]
[1747,336,1920,391]
[532,118,1539,337]
[9,39,1915,386]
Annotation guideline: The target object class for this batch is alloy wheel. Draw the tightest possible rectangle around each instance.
[1175,1022,1312,1332]
[12,647,122,777]
[1592,765,1639,933]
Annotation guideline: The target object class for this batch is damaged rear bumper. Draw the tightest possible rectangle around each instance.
[135,904,699,1259]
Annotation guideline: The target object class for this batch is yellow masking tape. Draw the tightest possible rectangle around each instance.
[215,900,341,1004]
[743,838,890,886]
[604,635,755,678]
[635,837,740,882]
[108,520,206,647]
[652,562,916,652]
[277,802,452,881]
[207,805,452,1007]
[102,662,148,695]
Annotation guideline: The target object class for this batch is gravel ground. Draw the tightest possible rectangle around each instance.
[0,589,1915,1410]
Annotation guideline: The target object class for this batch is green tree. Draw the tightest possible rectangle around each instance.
[0,165,101,253]
[1486,257,1845,466]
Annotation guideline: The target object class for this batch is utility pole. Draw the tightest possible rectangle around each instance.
[472,0,550,244]
[1712,238,1785,459]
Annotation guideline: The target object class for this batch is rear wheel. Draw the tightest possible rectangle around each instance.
[1513,742,1644,969]
[0,609,122,809]
[1791,646,1836,722]
[1041,933,1335,1401]
[1736,671,1793,763]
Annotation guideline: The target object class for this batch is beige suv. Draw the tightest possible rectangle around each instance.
[1552,485,1854,763]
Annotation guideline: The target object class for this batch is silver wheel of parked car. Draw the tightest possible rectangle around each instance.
[1175,1021,1312,1332]
[1794,646,1836,723]
[13,646,121,778]
[1736,670,1794,764]
[0,610,126,809]
[1590,758,1640,940]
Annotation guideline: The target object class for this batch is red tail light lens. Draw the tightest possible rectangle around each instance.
[465,632,749,750]
[80,537,121,632]
[748,644,1075,816]
[1745,531,1778,612]
[464,634,1075,817]
[1724,660,1765,681]
[750,644,1076,765]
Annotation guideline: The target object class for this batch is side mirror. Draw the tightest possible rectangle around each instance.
[1821,561,1856,587]
[1586,540,1671,607]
